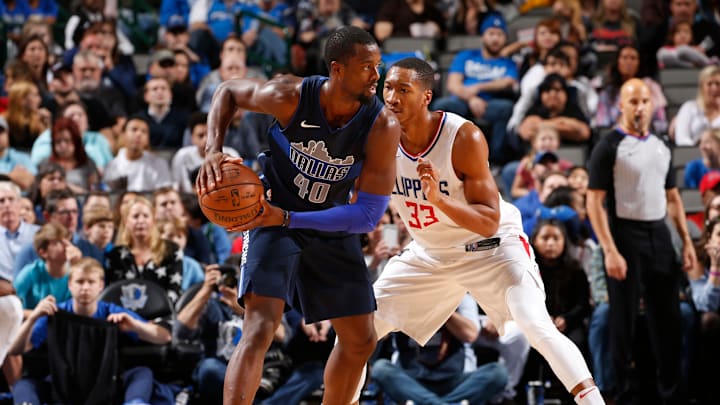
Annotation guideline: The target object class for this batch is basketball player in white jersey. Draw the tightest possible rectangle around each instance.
[360,58,604,404]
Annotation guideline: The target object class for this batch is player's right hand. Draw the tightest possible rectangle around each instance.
[196,152,244,196]
[605,249,628,280]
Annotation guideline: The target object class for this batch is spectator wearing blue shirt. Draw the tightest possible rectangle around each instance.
[431,15,518,164]
[23,0,58,24]
[13,189,104,278]
[0,182,40,282]
[684,128,720,189]
[0,116,36,191]
[13,223,79,313]
[8,257,172,405]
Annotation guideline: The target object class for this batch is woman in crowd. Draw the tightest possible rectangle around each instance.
[39,117,101,193]
[105,197,185,304]
[17,34,51,96]
[594,44,668,133]
[6,81,50,149]
[31,101,113,170]
[672,65,720,146]
[519,17,563,79]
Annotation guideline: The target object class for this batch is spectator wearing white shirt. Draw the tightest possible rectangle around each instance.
[103,117,173,192]
[172,112,238,194]
[671,65,720,145]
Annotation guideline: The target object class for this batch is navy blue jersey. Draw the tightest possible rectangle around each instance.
[262,76,384,212]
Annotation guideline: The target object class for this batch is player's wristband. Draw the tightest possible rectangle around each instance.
[710,271,720,277]
[281,210,290,227]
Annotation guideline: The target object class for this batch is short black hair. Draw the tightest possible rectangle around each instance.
[390,57,435,90]
[538,73,568,94]
[188,111,208,133]
[544,47,570,66]
[43,188,76,215]
[324,26,377,69]
[123,114,151,132]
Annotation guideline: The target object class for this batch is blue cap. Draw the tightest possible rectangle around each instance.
[533,151,559,165]
[480,15,507,35]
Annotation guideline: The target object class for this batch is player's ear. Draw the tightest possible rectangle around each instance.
[329,60,342,76]
[423,89,433,107]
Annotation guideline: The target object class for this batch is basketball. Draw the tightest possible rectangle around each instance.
[198,162,264,228]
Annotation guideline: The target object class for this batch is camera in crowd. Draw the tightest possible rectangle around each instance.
[216,265,239,290]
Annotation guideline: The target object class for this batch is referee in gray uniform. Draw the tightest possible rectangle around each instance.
[586,78,697,405]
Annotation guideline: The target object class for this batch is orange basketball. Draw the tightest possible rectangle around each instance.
[198,162,264,228]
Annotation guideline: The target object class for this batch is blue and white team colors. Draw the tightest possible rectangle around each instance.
[262,75,383,215]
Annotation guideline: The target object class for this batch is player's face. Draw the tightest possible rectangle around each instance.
[339,44,381,104]
[69,269,104,305]
[383,66,431,124]
[533,224,565,261]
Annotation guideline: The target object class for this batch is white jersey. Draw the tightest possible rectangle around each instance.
[391,112,524,249]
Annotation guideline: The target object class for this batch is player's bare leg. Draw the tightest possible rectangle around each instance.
[223,293,285,405]
[323,313,377,405]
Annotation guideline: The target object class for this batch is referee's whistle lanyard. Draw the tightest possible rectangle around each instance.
[615,126,650,140]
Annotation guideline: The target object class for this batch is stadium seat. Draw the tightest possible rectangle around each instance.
[382,37,437,56]
[659,68,701,87]
[438,52,457,70]
[675,167,685,189]
[446,35,483,53]
[557,146,585,166]
[507,16,544,43]
[680,188,703,213]
[672,146,701,168]
[98,279,173,371]
[665,86,697,108]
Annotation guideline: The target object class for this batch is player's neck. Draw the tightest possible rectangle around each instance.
[400,110,441,154]
[321,83,362,128]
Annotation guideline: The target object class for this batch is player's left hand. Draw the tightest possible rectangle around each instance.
[226,194,283,232]
[417,158,443,204]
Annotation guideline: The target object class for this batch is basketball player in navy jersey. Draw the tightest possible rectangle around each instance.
[354,57,604,404]
[196,26,401,405]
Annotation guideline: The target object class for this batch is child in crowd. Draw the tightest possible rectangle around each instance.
[657,20,715,69]
[82,206,115,254]
[510,125,574,199]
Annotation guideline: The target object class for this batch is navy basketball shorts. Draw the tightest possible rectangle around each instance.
[238,226,376,323]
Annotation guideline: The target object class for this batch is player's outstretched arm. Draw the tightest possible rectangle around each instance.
[198,75,302,194]
[421,122,500,238]
[287,108,402,234]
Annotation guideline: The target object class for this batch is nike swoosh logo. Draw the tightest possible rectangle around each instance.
[300,120,321,129]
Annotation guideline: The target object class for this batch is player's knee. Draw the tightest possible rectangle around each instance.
[339,332,377,359]
[241,319,278,350]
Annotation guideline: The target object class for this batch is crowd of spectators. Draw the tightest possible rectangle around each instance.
[0,0,720,404]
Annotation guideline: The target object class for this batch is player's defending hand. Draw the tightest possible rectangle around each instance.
[226,193,284,232]
[196,151,245,195]
[417,158,443,204]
